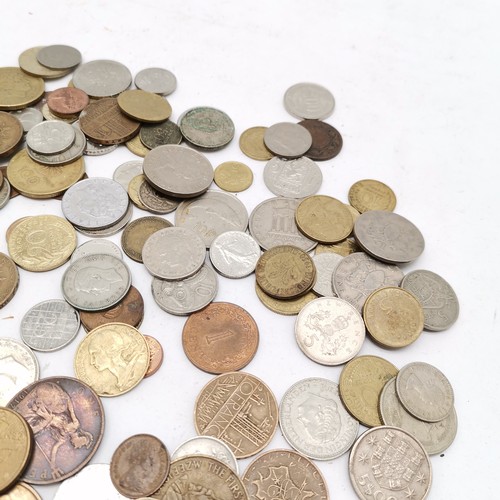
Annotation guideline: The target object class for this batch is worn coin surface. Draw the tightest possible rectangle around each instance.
[134,67,177,95]
[214,160,254,192]
[143,335,163,378]
[36,45,81,70]
[138,179,179,214]
[0,482,41,499]
[0,68,44,111]
[140,120,181,149]
[0,252,19,309]
[255,283,316,315]
[117,89,172,123]
[0,112,23,157]
[348,179,397,213]
[71,239,122,263]
[19,47,72,79]
[264,122,312,158]
[47,87,89,116]
[311,252,342,297]
[239,126,273,160]
[73,60,132,98]
[194,371,278,458]
[298,119,343,160]
[284,82,335,119]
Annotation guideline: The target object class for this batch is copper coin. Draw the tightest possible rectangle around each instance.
[47,87,89,116]
[298,119,343,161]
[182,302,259,374]
[79,97,140,145]
[79,285,144,332]
[7,376,104,485]
[0,167,19,198]
[144,335,164,378]
[0,252,19,309]
[110,434,170,498]
[0,112,23,157]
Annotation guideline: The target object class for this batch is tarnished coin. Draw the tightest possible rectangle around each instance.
[140,120,181,149]
[76,203,133,238]
[239,126,273,160]
[280,378,359,460]
[194,371,278,458]
[26,120,75,155]
[255,283,316,315]
[348,179,397,213]
[0,68,44,111]
[242,449,328,499]
[47,87,89,116]
[0,252,19,308]
[0,112,23,157]
[19,47,72,79]
[73,60,132,98]
[36,45,81,70]
[349,426,432,499]
[401,270,459,331]
[12,107,43,133]
[7,377,104,485]
[298,119,343,160]
[396,362,454,423]
[214,160,254,192]
[138,179,179,214]
[311,252,342,297]
[118,90,171,123]
[339,355,399,427]
[134,67,177,95]
[71,239,122,263]
[0,482,41,499]
[144,335,163,377]
[74,322,149,397]
[110,434,170,498]
[62,254,131,311]
[284,82,335,119]
[354,210,425,264]
[182,302,259,374]
[113,160,143,191]
[264,122,312,158]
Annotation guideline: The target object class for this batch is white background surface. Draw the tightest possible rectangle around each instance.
[1,0,497,498]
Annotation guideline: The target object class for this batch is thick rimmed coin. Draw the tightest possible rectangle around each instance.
[298,119,343,160]
[401,269,459,331]
[311,252,342,296]
[0,252,19,309]
[0,482,41,499]
[144,335,163,377]
[137,179,179,214]
[348,179,397,213]
[264,122,312,158]
[339,355,399,427]
[214,160,253,192]
[135,67,177,95]
[0,68,44,111]
[194,371,278,458]
[140,120,181,149]
[239,126,273,160]
[7,376,104,485]
[13,107,44,133]
[0,112,23,157]
[74,322,149,397]
[47,87,89,116]
[117,89,172,123]
[73,60,132,98]
[242,449,328,499]
[255,283,316,315]
[349,426,432,500]
[71,239,122,263]
[182,302,259,374]
[19,47,72,79]
[110,434,170,498]
[280,378,359,460]
[36,45,81,70]
[26,120,75,155]
[113,160,143,190]
[284,82,335,119]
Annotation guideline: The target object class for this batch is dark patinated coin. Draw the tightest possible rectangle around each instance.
[140,120,182,149]
[298,119,343,161]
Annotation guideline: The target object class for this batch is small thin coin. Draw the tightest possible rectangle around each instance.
[144,335,163,377]
[140,120,181,149]
[311,252,342,296]
[214,161,253,192]
[298,119,343,160]
[348,179,397,213]
[138,179,179,214]
[71,239,123,263]
[0,68,44,111]
[37,45,81,69]
[47,87,89,116]
[118,90,171,123]
[255,283,316,315]
[135,67,177,95]
[0,112,23,157]
[239,126,273,160]
[72,60,132,98]
[0,252,19,309]
[26,120,75,155]
[264,122,312,158]
[19,47,72,79]
[284,82,335,119]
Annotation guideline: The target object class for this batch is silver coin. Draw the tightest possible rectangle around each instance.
[12,107,43,132]
[143,144,213,198]
[0,178,11,209]
[263,122,313,159]
[171,436,238,474]
[26,120,76,154]
[112,160,143,190]
[62,177,129,230]
[134,67,177,95]
[284,82,335,120]
[72,60,132,98]
[142,227,206,280]
[333,252,404,313]
[71,239,123,263]
[75,202,133,238]
[152,264,218,315]
[20,299,80,352]
[27,126,86,165]
[380,377,457,456]
[349,426,432,500]
[37,44,82,69]
[280,377,359,460]
[140,120,182,149]
[74,121,118,156]
[138,179,179,214]
[312,252,342,297]
[175,190,248,247]
[263,156,322,198]
[209,231,260,278]
[295,297,365,365]
[61,254,132,311]
[249,197,317,252]
[354,210,425,264]
[396,362,454,423]
[401,269,459,331]
[0,338,39,406]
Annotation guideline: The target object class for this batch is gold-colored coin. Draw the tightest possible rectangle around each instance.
[0,252,19,309]
[214,161,253,192]
[0,112,23,157]
[18,47,72,80]
[7,149,85,198]
[117,90,172,123]
[7,215,77,272]
[0,67,44,111]
[0,482,41,500]
[255,282,316,315]
[74,322,149,397]
[239,126,273,161]
[125,133,150,157]
[339,355,398,427]
[0,407,33,494]
[363,286,424,348]
[296,195,353,243]
[41,103,78,123]
[348,179,397,213]
[6,217,31,241]
[315,237,360,256]
[128,174,147,209]
[345,203,360,227]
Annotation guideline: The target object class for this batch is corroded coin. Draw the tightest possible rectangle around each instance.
[118,89,172,123]
[239,126,273,160]
[0,252,19,308]
[214,160,254,192]
[194,371,278,458]
[144,335,163,378]
[0,482,41,499]
[284,82,335,119]
[47,87,89,116]
[348,179,397,213]
[298,119,343,160]
[255,283,316,315]
[74,322,149,397]
[19,47,72,79]
[0,68,44,111]
[7,377,104,485]
[182,302,259,374]
[138,179,179,214]
[140,120,181,149]
[0,112,23,157]
[72,60,132,98]
[264,122,312,158]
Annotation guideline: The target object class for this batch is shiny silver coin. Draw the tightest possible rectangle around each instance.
[134,67,177,95]
[112,160,143,190]
[37,44,82,69]
[311,252,342,297]
[20,299,80,352]
[61,254,132,311]
[26,120,76,154]
[263,122,312,159]
[280,377,359,460]
[27,126,86,165]
[74,121,118,156]
[12,107,43,132]
[71,239,123,263]
[138,179,179,214]
[0,178,11,209]
[140,120,182,149]
[284,82,335,119]
[75,202,133,238]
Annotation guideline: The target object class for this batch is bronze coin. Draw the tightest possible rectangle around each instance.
[0,112,23,157]
[47,87,89,116]
[144,335,164,378]
[79,97,140,145]
[7,376,104,485]
[79,285,144,332]
[0,252,19,309]
[182,302,259,374]
[298,119,343,161]
[0,167,19,198]
[110,434,170,498]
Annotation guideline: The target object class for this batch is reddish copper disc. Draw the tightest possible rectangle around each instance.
[144,335,164,378]
[47,87,89,116]
[298,119,343,161]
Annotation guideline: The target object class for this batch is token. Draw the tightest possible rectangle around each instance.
[214,160,253,192]
[264,122,312,158]
[117,89,172,123]
[0,68,44,111]
[284,82,335,119]
[348,179,397,213]
[72,60,132,98]
[298,119,343,160]
[36,45,81,70]
[239,126,273,160]
[134,67,177,95]
[0,112,23,157]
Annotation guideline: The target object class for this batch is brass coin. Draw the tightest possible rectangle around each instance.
[255,245,316,299]
[239,126,273,160]
[363,287,424,348]
[0,166,19,198]
[144,335,164,378]
[18,47,72,80]
[0,67,44,111]
[74,322,149,397]
[194,371,278,458]
[255,282,316,315]
[117,90,172,123]
[339,355,399,427]
[7,149,85,199]
[0,482,41,499]
[126,133,150,157]
[214,161,253,192]
[296,194,354,243]
[127,174,148,209]
[7,215,77,272]
[345,203,360,228]
[348,179,397,213]
[0,407,33,494]
[5,217,31,241]
[0,252,19,309]
[0,112,23,157]
[315,237,360,256]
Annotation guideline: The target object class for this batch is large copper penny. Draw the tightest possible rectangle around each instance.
[144,335,164,378]
[7,377,104,485]
[110,434,170,498]
[182,302,259,374]
[194,371,278,458]
[298,119,343,161]
[47,87,89,116]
